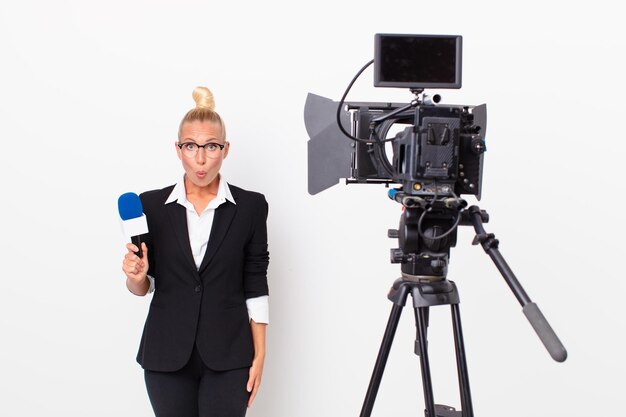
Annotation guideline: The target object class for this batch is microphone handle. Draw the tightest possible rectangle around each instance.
[131,235,143,258]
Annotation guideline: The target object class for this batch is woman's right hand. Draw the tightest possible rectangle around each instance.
[122,242,149,284]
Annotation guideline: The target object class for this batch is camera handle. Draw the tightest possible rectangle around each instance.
[371,89,437,125]
[465,206,568,362]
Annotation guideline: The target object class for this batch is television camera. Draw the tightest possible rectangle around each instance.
[304,34,566,417]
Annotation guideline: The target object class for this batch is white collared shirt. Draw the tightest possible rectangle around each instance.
[147,174,269,324]
[165,173,235,268]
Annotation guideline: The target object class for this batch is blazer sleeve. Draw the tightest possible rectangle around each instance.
[243,195,270,298]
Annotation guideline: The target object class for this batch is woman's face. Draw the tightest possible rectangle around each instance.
[176,120,229,189]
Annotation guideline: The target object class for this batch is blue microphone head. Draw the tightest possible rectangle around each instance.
[118,192,143,220]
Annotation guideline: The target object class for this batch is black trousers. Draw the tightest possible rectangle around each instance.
[144,345,250,417]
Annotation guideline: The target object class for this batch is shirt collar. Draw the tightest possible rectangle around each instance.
[165,174,236,208]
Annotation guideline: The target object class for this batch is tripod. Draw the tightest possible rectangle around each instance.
[359,203,567,417]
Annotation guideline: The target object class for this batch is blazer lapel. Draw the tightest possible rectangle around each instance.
[198,201,237,274]
[165,202,199,276]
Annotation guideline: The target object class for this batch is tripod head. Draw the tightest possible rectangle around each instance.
[387,189,468,281]
[386,189,567,362]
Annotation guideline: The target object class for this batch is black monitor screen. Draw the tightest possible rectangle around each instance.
[374,34,462,89]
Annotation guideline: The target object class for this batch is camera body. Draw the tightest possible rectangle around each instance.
[351,100,486,200]
[305,33,487,200]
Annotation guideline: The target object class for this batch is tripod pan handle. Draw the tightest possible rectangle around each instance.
[523,302,567,362]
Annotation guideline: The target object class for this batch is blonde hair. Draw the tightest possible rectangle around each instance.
[178,86,227,140]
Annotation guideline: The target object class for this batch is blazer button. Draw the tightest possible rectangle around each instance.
[194,285,202,293]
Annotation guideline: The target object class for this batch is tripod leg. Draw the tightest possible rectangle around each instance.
[415,306,437,417]
[451,304,474,417]
[413,307,430,356]
[360,303,404,417]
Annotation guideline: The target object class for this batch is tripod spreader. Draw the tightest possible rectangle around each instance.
[466,205,568,362]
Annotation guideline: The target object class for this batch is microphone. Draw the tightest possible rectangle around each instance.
[118,192,148,258]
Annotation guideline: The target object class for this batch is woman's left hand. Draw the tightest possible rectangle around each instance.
[247,356,265,407]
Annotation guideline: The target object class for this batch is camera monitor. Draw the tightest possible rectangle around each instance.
[374,34,462,89]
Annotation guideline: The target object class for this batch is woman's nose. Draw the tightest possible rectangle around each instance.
[195,148,207,163]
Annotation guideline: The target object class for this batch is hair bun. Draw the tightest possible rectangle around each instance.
[192,86,215,110]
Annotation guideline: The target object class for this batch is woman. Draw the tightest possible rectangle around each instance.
[122,86,269,417]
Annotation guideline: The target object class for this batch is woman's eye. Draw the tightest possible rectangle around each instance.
[207,144,218,151]
[184,143,196,151]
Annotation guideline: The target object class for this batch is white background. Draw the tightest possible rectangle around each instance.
[1,1,624,416]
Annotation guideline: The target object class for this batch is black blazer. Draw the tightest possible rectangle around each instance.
[136,183,269,372]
